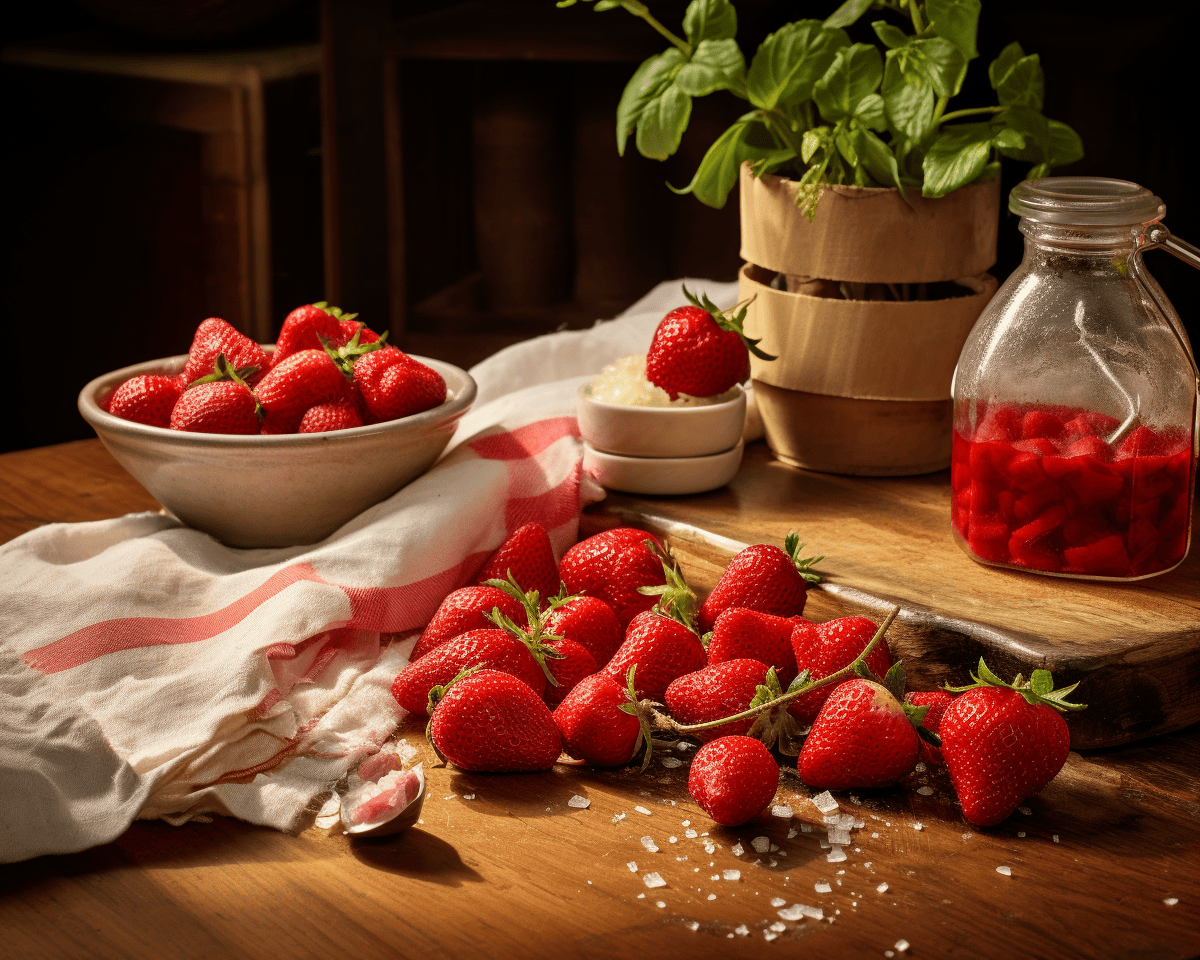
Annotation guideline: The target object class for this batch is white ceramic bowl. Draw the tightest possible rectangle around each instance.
[78,352,476,548]
[582,440,744,496]
[576,382,746,459]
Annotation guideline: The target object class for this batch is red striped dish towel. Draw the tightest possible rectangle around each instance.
[0,279,737,863]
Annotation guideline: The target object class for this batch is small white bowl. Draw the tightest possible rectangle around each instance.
[79,352,476,548]
[583,440,744,496]
[576,382,746,459]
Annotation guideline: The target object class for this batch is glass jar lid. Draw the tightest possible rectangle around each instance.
[1010,177,1165,227]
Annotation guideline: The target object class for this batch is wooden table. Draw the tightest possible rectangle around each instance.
[2,439,1198,960]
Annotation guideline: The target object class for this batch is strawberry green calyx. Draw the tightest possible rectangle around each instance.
[425,664,483,763]
[855,660,941,747]
[615,665,670,772]
[191,354,265,423]
[312,301,359,323]
[636,540,699,631]
[681,284,776,363]
[784,530,823,584]
[319,328,387,379]
[485,574,567,686]
[945,659,1088,713]
[744,667,806,756]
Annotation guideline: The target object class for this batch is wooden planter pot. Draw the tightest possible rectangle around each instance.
[739,165,1000,475]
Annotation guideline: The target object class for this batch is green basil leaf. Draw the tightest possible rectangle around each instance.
[801,127,826,163]
[925,0,980,60]
[881,50,935,143]
[824,0,874,29]
[855,92,887,131]
[852,124,904,190]
[871,20,911,50]
[909,37,968,98]
[1028,162,1051,179]
[635,82,692,161]
[991,126,1025,152]
[813,43,883,121]
[672,113,794,208]
[922,122,993,197]
[989,42,1044,110]
[617,49,686,155]
[676,38,747,97]
[746,20,850,110]
[1046,119,1084,166]
[683,0,738,45]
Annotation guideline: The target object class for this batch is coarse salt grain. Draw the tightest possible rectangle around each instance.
[735,925,749,936]
[772,805,794,818]
[613,813,626,822]
[463,794,475,801]
[916,786,934,796]
[707,894,717,901]
[913,822,923,831]
[827,847,847,863]
[669,836,678,843]
[787,827,797,839]
[764,932,778,941]
[627,862,638,872]
[568,795,590,809]
[641,836,659,853]
[712,874,721,881]
[635,805,652,815]
[1017,831,1026,838]
[1164,898,1179,906]
[877,882,889,893]
[812,791,839,814]
[801,823,813,833]
[724,869,741,881]
[644,872,667,888]
[776,905,806,921]
[815,882,832,894]
[704,843,716,854]
[1052,835,1060,843]
[660,757,683,768]
[895,939,910,952]
[687,921,699,931]
[828,827,852,845]
[657,901,666,908]
[1019,806,1032,815]
[686,829,698,839]
[914,762,926,773]
[962,832,972,840]
[752,836,771,853]
[996,866,1012,876]
[770,921,787,932]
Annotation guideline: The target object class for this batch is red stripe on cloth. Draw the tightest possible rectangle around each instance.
[22,563,330,675]
[504,462,582,534]
[340,551,489,633]
[468,417,579,460]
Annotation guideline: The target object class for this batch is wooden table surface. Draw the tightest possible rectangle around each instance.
[1,439,1198,960]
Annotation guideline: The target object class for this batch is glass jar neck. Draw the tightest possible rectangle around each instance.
[1019,218,1141,256]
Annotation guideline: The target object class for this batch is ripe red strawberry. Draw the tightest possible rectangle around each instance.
[427,668,562,772]
[391,627,546,715]
[604,610,706,702]
[665,659,771,743]
[412,585,526,660]
[558,527,669,627]
[477,522,560,601]
[698,532,821,632]
[554,671,648,767]
[169,381,260,434]
[706,608,801,686]
[645,287,774,400]
[543,595,622,668]
[254,348,351,434]
[940,661,1084,826]
[273,303,345,365]
[182,317,269,386]
[298,398,363,433]
[906,690,955,766]
[541,637,597,707]
[107,374,183,428]
[339,317,380,346]
[789,616,894,724]
[798,667,926,790]
[688,735,779,826]
[354,346,446,421]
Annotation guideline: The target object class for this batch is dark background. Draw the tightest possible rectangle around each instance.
[2,0,1197,454]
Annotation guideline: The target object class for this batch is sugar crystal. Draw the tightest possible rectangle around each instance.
[643,872,667,888]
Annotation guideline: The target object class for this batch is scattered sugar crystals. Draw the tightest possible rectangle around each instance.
[770,921,787,932]
[828,827,852,845]
[735,925,749,936]
[656,901,666,908]
[712,874,721,881]
[752,836,772,853]
[916,786,934,796]
[1052,835,1060,843]
[568,795,590,809]
[777,903,824,921]
[895,939,910,953]
[669,836,678,844]
[660,757,683,769]
[707,894,717,901]
[877,882,889,893]
[1017,831,1026,838]
[627,862,638,872]
[827,847,847,863]
[1164,898,1179,906]
[771,896,787,907]
[723,869,741,881]
[685,829,698,839]
[686,921,699,931]
[613,813,626,823]
[635,805,652,816]
[772,804,794,818]
[787,826,798,839]
[913,822,923,831]
[463,794,475,801]
[643,872,667,888]
[815,881,832,894]
[914,762,926,773]
[1019,806,1032,815]
[812,791,840,815]
[704,842,716,854]
[732,842,745,856]
[996,866,1012,877]
[641,836,659,853]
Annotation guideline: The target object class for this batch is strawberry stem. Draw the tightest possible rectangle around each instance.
[659,605,900,735]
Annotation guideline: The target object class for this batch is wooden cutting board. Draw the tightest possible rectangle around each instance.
[581,442,1200,749]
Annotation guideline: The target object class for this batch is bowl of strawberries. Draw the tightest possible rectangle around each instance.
[78,304,476,548]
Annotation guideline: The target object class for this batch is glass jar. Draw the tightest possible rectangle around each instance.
[951,177,1199,580]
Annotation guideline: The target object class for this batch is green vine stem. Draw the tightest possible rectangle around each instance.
[647,605,901,736]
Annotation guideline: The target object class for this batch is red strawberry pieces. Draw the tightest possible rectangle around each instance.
[906,690,955,766]
[182,317,269,386]
[273,303,346,365]
[169,380,260,435]
[255,349,351,434]
[477,522,560,602]
[940,660,1084,826]
[106,375,183,428]
[789,616,894,724]
[697,533,821,633]
[665,659,770,743]
[706,608,801,687]
[427,669,562,773]
[554,671,648,767]
[605,610,706,702]
[645,287,773,400]
[688,735,779,827]
[558,527,668,627]
[543,595,622,668]
[354,346,446,422]
[412,585,526,660]
[542,637,597,707]
[298,399,363,433]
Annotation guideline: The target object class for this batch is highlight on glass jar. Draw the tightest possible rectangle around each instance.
[950,177,1200,581]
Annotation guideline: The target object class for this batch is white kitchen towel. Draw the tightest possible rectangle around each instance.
[0,278,737,863]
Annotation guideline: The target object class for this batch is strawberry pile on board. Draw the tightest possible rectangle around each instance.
[392,522,1085,830]
[103,303,446,434]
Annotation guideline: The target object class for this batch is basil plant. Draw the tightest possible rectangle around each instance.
[557,0,1082,216]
